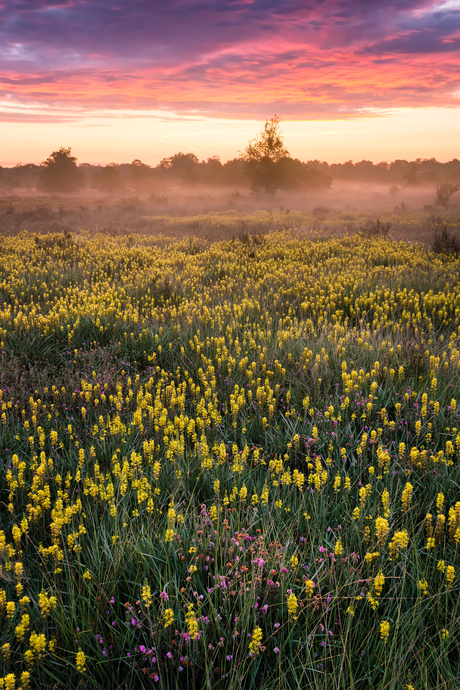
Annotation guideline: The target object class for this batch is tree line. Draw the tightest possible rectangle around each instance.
[1,117,460,200]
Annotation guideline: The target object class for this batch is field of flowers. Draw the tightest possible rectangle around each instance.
[1,224,460,689]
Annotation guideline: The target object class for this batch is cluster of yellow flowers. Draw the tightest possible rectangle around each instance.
[0,227,459,684]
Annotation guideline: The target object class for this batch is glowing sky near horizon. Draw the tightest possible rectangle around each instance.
[1,0,460,166]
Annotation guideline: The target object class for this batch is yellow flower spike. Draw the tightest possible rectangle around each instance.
[1,643,11,661]
[185,603,199,640]
[388,530,409,559]
[287,592,298,620]
[375,517,389,543]
[141,583,152,607]
[305,580,315,598]
[401,483,413,513]
[374,571,385,596]
[76,649,87,673]
[3,674,15,690]
[163,608,174,628]
[249,626,263,655]
[380,620,390,643]
[29,632,46,655]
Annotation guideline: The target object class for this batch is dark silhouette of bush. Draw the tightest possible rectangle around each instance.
[432,226,460,256]
[359,218,391,238]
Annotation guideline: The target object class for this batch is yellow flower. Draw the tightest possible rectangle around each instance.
[436,493,445,512]
[388,530,409,559]
[375,517,389,542]
[39,590,57,618]
[374,571,385,597]
[76,649,87,673]
[287,592,298,620]
[418,579,428,596]
[380,620,390,643]
[3,674,15,690]
[20,671,31,689]
[185,603,199,640]
[29,632,47,654]
[446,565,455,587]
[367,593,379,611]
[141,583,152,607]
[305,580,315,598]
[249,626,263,655]
[401,483,413,512]
[163,608,174,628]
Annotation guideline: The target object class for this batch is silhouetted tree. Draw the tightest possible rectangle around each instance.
[158,152,201,184]
[403,164,420,187]
[38,147,85,193]
[129,159,153,191]
[201,156,223,183]
[1,164,40,192]
[221,158,247,186]
[242,116,290,195]
[91,164,124,193]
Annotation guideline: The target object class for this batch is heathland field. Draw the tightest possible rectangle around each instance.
[1,216,460,689]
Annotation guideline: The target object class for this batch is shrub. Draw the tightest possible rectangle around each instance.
[432,226,460,256]
[359,218,391,238]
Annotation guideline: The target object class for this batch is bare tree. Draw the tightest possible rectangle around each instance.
[435,182,460,208]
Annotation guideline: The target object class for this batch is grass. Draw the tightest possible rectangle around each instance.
[1,213,460,689]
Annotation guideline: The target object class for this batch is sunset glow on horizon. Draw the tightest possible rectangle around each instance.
[1,0,460,166]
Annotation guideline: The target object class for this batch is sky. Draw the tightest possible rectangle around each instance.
[1,0,460,166]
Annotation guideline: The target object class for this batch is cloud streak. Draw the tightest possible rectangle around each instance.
[1,0,460,121]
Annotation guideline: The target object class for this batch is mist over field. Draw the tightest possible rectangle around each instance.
[1,178,459,250]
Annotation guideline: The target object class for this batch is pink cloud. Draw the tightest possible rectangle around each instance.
[1,0,459,120]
